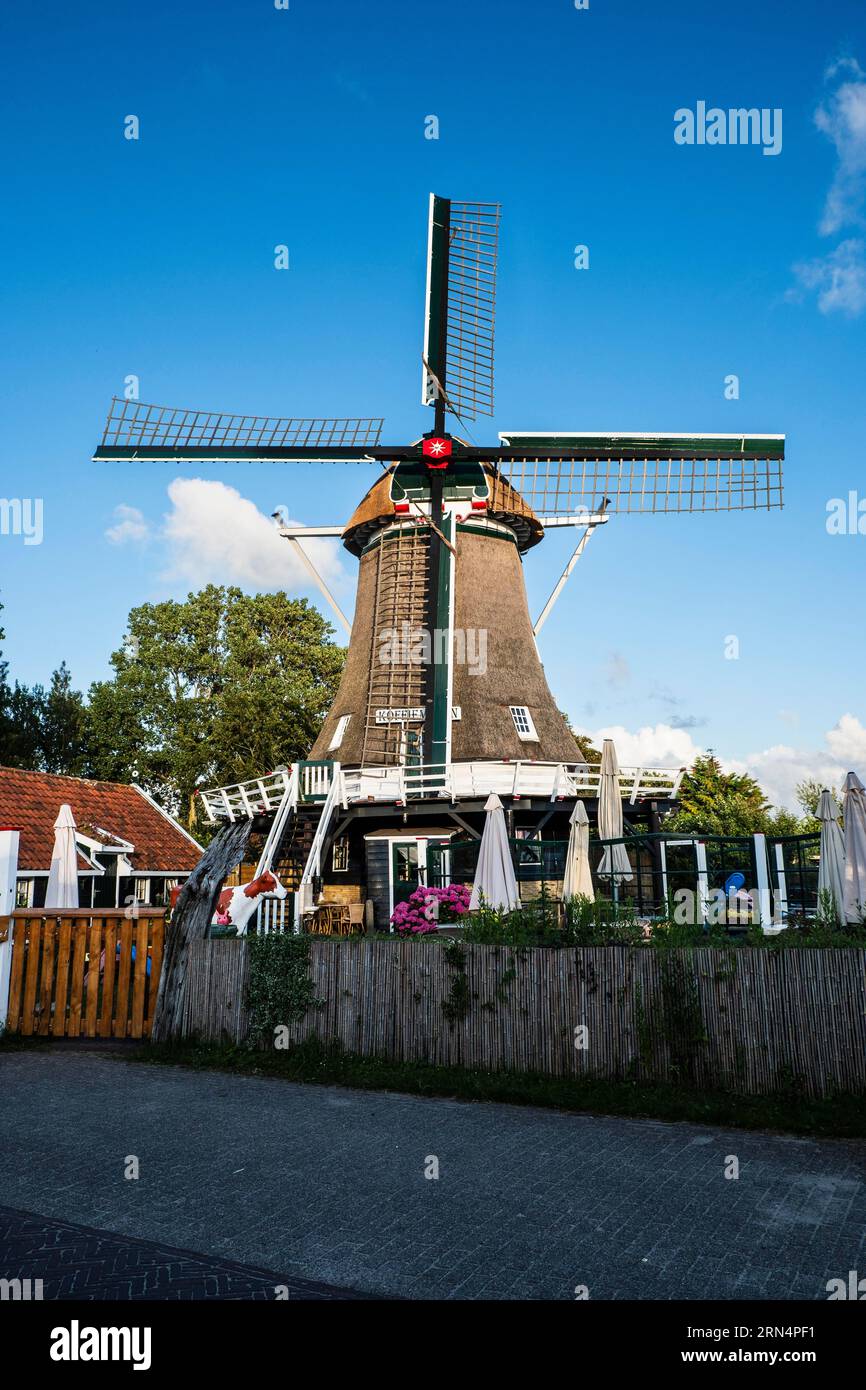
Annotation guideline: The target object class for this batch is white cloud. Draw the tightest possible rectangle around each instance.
[574,721,702,769]
[726,744,845,812]
[789,56,866,317]
[826,711,866,764]
[575,714,866,812]
[790,238,866,317]
[105,504,150,545]
[161,478,346,593]
[815,57,866,235]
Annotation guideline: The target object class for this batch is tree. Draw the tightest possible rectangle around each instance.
[574,733,602,765]
[0,596,88,774]
[664,752,772,836]
[40,663,88,775]
[85,585,345,826]
[0,600,12,755]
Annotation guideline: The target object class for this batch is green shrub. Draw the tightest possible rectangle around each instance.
[246,934,322,1046]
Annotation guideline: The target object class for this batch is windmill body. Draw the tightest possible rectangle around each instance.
[94,195,785,930]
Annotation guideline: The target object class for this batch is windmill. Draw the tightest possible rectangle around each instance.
[94,194,784,929]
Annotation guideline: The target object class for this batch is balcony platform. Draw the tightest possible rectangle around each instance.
[199,760,685,824]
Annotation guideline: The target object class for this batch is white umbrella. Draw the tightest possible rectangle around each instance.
[45,803,80,910]
[842,772,866,925]
[817,789,846,924]
[469,793,520,912]
[597,739,633,888]
[562,800,594,901]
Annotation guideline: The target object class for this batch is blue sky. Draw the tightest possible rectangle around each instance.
[1,0,865,808]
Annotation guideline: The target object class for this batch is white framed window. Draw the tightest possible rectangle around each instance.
[16,879,35,908]
[510,705,539,742]
[332,837,349,872]
[328,713,351,752]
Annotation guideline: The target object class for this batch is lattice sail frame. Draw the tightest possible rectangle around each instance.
[100,397,384,451]
[497,457,784,515]
[443,200,500,420]
[422,196,500,422]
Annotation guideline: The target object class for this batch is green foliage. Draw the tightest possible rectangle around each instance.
[561,895,645,946]
[573,733,602,764]
[246,934,323,1045]
[462,893,643,946]
[0,588,343,819]
[664,752,770,835]
[664,751,823,837]
[139,1035,866,1139]
[441,938,470,1026]
[85,585,344,825]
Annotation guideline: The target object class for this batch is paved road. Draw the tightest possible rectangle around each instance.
[0,1205,370,1300]
[2,1050,864,1300]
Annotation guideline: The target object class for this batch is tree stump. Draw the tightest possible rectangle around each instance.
[151,818,252,1043]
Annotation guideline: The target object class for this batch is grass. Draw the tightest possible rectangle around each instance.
[129,1035,866,1140]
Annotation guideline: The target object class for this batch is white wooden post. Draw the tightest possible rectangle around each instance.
[695,840,710,925]
[773,842,788,923]
[0,827,20,1031]
[753,833,771,929]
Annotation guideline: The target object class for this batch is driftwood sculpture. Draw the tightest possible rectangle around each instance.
[151,818,252,1043]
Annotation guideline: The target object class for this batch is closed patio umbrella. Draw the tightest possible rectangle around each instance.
[817,789,846,924]
[45,803,80,910]
[562,800,594,901]
[597,738,633,890]
[469,793,520,912]
[842,772,866,925]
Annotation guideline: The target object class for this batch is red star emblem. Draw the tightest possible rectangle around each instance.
[422,436,452,465]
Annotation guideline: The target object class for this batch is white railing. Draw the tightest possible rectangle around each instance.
[199,761,339,824]
[253,895,291,934]
[253,764,300,875]
[299,762,334,801]
[295,774,345,928]
[201,759,686,822]
[199,768,293,823]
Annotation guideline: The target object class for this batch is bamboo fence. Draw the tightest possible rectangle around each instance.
[180,939,866,1098]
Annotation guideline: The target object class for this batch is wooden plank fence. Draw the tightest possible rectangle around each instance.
[180,939,866,1098]
[3,910,166,1039]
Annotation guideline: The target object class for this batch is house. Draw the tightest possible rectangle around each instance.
[0,766,202,909]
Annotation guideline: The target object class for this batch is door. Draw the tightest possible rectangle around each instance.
[391,841,422,908]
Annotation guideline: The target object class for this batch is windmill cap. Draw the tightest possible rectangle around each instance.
[341,464,544,556]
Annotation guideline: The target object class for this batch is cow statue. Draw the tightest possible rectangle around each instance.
[168,868,288,935]
[212,868,287,936]
[209,867,287,934]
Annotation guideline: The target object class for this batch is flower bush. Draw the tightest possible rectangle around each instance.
[391,883,472,934]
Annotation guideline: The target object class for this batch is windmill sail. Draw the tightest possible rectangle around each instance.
[496,432,784,515]
[94,397,384,462]
[422,196,500,421]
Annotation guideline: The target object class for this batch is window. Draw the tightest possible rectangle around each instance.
[332,837,349,872]
[15,879,35,909]
[510,705,538,741]
[328,714,351,751]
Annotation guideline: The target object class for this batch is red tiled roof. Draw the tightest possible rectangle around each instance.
[0,766,202,874]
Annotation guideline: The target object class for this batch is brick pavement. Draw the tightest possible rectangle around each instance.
[2,1050,864,1300]
[0,1205,370,1300]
